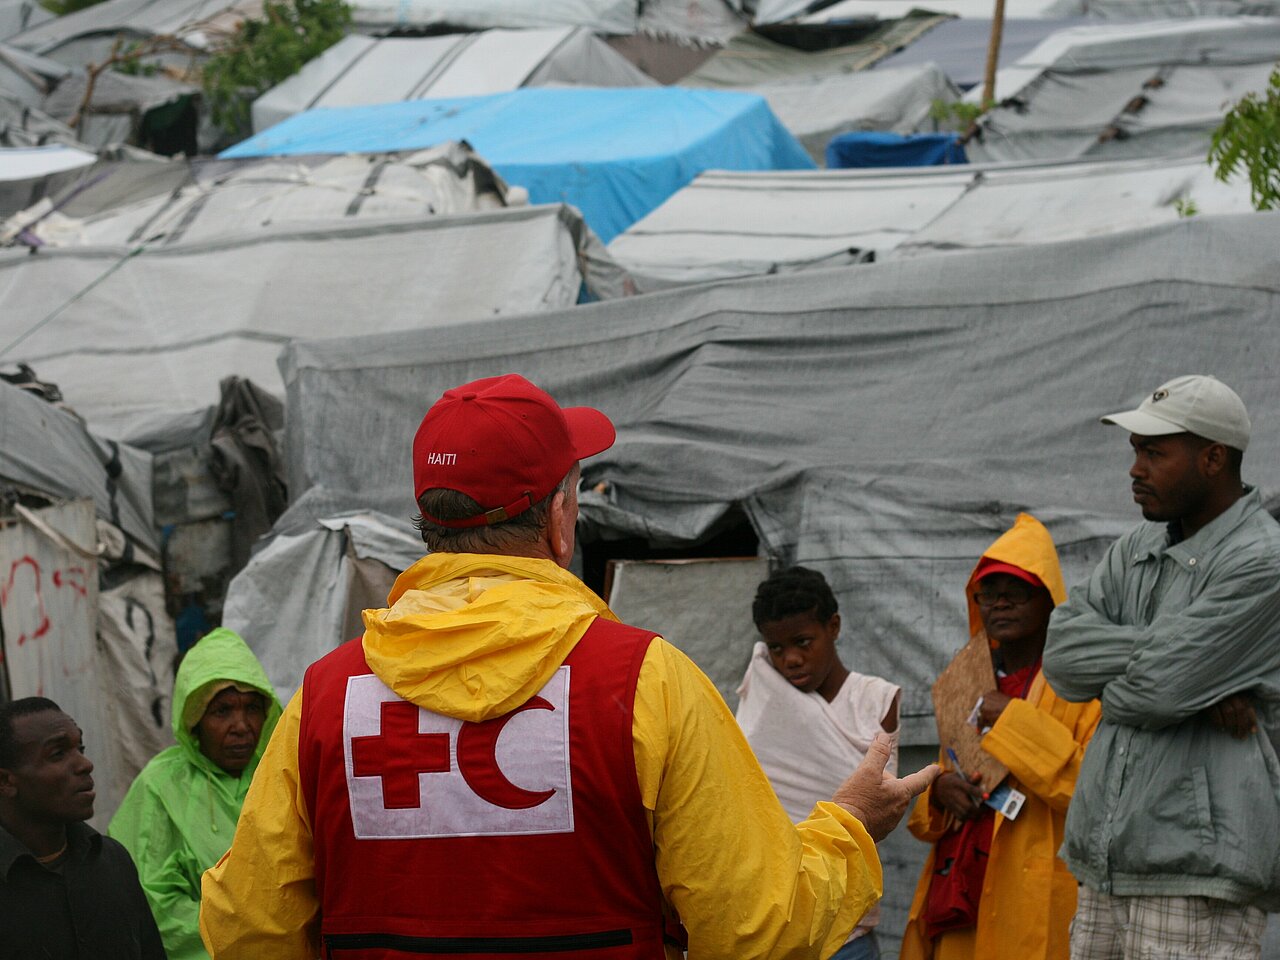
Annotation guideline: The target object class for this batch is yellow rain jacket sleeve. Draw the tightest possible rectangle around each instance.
[900,514,1102,960]
[202,583,881,959]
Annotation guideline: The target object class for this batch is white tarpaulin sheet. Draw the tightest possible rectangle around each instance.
[252,28,654,133]
[0,144,95,180]
[0,380,156,550]
[745,65,959,162]
[967,18,1280,161]
[6,0,260,65]
[10,144,515,247]
[348,0,745,43]
[273,211,1280,734]
[0,204,608,437]
[607,155,1254,289]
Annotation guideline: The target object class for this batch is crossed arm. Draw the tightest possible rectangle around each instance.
[1043,541,1280,731]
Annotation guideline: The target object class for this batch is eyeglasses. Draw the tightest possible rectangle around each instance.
[973,584,1037,608]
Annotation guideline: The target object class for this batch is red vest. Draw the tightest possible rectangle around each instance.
[298,616,673,960]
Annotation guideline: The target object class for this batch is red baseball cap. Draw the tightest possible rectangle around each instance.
[412,374,615,528]
[973,557,1045,590]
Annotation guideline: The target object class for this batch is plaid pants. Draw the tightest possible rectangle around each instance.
[1070,885,1266,960]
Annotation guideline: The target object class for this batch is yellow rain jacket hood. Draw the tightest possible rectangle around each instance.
[902,514,1101,960]
[361,552,616,722]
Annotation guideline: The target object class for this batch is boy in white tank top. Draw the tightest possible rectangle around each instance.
[736,566,901,960]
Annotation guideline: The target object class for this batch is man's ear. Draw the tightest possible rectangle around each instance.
[0,767,18,800]
[1201,442,1229,478]
[546,490,573,568]
[828,612,842,637]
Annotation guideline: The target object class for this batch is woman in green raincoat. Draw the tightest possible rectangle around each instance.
[110,627,282,960]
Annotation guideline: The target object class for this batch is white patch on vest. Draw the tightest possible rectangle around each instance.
[342,669,574,839]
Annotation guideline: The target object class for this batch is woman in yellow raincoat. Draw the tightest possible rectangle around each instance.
[901,514,1101,960]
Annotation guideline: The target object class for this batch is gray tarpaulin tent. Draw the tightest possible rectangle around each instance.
[967,18,1280,162]
[0,201,625,437]
[0,380,176,824]
[794,0,1062,19]
[5,0,260,67]
[0,142,95,215]
[346,0,747,44]
[227,211,1280,956]
[871,18,1083,89]
[607,155,1253,290]
[685,17,950,86]
[0,0,47,40]
[262,210,1280,727]
[0,41,70,108]
[723,65,958,164]
[10,143,519,245]
[251,28,655,134]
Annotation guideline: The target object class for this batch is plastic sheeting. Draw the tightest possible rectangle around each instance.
[607,155,1254,289]
[872,19,1083,89]
[968,18,1280,162]
[0,204,615,437]
[11,144,516,247]
[800,0,1062,17]
[0,380,156,551]
[223,87,816,243]
[745,65,959,163]
[0,0,50,40]
[685,17,950,87]
[0,143,95,214]
[274,211,1280,728]
[346,0,747,44]
[222,511,424,702]
[6,0,260,66]
[826,131,966,168]
[251,28,655,134]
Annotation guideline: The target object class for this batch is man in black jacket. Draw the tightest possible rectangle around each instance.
[0,696,165,959]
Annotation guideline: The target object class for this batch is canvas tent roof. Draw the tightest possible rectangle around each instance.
[0,378,155,550]
[1046,0,1280,15]
[224,87,815,243]
[0,41,70,107]
[872,18,1083,89]
[684,17,950,86]
[747,64,958,163]
[346,0,747,44]
[606,155,1253,290]
[0,202,619,437]
[0,142,96,214]
[6,0,260,66]
[9,142,518,246]
[797,0,1062,19]
[268,210,1280,732]
[968,17,1280,162]
[252,28,654,134]
[0,0,50,40]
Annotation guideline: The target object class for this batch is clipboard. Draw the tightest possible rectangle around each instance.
[931,629,1009,794]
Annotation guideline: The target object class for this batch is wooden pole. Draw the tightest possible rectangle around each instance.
[981,0,1007,108]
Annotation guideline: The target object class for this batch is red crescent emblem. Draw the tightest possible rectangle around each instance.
[456,696,557,810]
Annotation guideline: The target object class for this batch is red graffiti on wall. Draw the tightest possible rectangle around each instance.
[1,556,51,646]
[52,566,88,596]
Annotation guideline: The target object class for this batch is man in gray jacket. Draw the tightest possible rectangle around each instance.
[1044,374,1280,960]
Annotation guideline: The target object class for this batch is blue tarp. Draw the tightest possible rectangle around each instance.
[222,87,816,243]
[826,131,967,169]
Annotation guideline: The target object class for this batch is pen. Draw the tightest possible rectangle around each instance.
[946,747,991,801]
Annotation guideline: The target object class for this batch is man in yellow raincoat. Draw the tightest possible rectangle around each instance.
[901,514,1101,960]
[200,373,938,960]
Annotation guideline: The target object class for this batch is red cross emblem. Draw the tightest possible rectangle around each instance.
[351,701,450,809]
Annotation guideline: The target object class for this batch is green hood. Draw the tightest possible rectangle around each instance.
[171,627,282,780]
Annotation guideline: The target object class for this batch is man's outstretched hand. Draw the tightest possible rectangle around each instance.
[832,733,941,842]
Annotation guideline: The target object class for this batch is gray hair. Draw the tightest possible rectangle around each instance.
[413,470,575,554]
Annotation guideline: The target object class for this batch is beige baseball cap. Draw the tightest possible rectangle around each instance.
[1101,375,1250,451]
